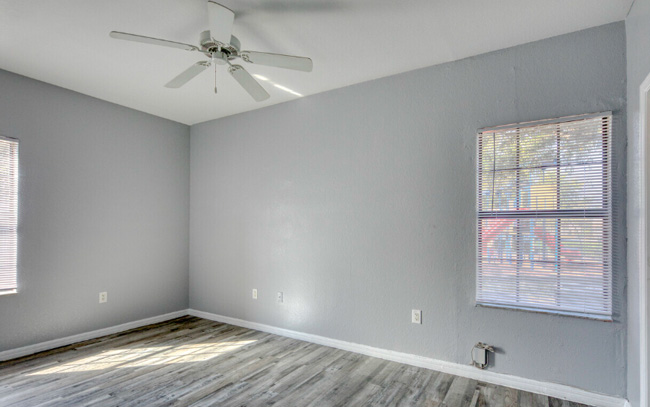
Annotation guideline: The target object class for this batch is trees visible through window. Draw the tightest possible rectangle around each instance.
[476,113,612,319]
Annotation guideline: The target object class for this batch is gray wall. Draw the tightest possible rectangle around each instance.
[0,70,190,351]
[626,0,650,404]
[190,22,627,396]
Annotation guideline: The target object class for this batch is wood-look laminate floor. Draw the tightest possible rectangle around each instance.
[0,316,590,407]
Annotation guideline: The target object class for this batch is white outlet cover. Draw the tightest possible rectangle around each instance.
[252,289,258,299]
[412,309,422,324]
[99,292,107,303]
[277,292,283,303]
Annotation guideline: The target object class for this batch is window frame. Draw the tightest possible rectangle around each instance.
[475,112,613,320]
[0,134,19,296]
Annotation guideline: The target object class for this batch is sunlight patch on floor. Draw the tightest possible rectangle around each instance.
[28,340,256,375]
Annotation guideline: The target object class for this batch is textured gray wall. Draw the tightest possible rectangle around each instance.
[190,23,627,396]
[0,70,190,351]
[626,0,650,404]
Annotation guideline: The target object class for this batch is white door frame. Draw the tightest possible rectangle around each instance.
[638,73,650,407]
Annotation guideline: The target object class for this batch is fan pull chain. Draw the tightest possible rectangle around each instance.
[214,64,218,94]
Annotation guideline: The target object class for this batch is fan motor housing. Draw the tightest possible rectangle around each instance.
[200,30,240,58]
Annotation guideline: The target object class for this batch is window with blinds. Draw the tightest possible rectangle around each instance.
[476,113,612,320]
[0,136,18,295]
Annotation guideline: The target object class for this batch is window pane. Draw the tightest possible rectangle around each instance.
[493,130,517,170]
[519,125,556,169]
[478,217,610,315]
[519,168,558,211]
[559,164,605,209]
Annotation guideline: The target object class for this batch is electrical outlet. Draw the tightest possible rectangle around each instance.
[277,291,283,303]
[412,309,422,324]
[99,292,107,303]
[252,288,258,299]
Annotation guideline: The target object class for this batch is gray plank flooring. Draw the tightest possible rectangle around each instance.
[0,316,591,407]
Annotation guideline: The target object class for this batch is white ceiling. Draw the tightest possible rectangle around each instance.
[0,0,632,125]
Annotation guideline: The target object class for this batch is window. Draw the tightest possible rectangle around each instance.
[0,136,18,295]
[476,113,612,320]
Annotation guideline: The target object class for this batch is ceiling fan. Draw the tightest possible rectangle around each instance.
[109,1,313,102]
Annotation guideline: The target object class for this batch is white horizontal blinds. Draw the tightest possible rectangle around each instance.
[476,114,612,319]
[0,136,18,293]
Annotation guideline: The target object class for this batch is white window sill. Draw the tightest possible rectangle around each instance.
[0,289,17,296]
[476,302,613,322]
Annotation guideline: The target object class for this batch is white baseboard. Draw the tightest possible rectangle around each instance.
[188,309,629,407]
[0,309,189,362]
[0,308,630,407]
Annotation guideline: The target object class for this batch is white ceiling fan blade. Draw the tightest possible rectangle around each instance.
[240,51,313,72]
[207,1,235,44]
[229,65,270,102]
[110,31,198,51]
[165,62,210,88]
